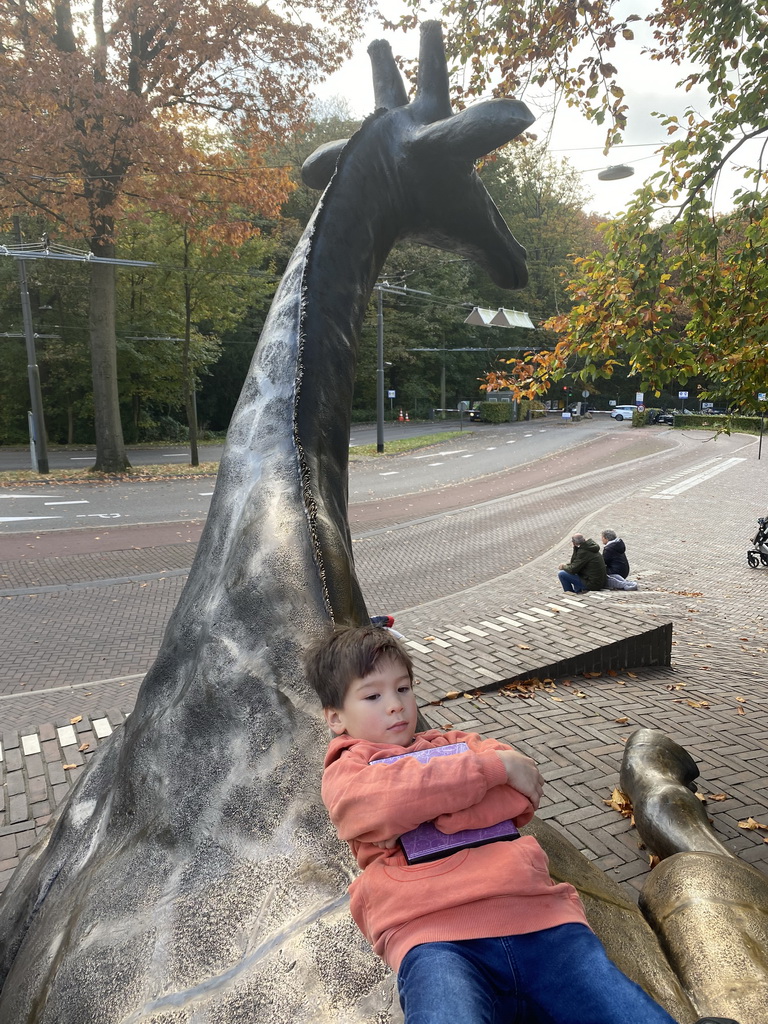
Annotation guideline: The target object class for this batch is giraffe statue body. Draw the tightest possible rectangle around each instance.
[0,23,707,1024]
[0,23,537,1024]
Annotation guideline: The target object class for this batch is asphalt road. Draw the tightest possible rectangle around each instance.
[0,417,482,472]
[0,416,637,535]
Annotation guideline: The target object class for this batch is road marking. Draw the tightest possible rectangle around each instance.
[379,471,399,476]
[0,494,62,499]
[428,462,444,466]
[0,515,62,523]
[524,433,533,437]
[486,446,497,450]
[651,457,746,498]
[199,491,214,496]
[461,454,474,458]
[75,513,122,519]
[434,449,467,455]
[162,453,187,457]
[70,457,93,461]
[506,440,516,444]
[44,500,88,506]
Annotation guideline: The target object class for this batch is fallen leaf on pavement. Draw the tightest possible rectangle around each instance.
[614,717,629,724]
[70,715,82,725]
[738,817,768,831]
[63,763,79,771]
[604,788,633,818]
[78,743,89,753]
[443,691,461,700]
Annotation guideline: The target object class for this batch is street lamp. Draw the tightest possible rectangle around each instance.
[597,164,635,181]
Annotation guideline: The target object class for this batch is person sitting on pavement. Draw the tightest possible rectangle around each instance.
[558,534,607,593]
[601,530,630,578]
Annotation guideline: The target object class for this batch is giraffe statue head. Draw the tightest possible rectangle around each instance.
[301,20,534,289]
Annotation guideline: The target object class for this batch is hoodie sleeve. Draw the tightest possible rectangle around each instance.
[322,741,509,843]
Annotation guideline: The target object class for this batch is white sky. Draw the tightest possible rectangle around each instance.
[316,3,761,220]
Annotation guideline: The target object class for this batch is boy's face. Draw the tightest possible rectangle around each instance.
[324,655,418,746]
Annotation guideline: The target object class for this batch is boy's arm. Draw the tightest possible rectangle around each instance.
[322,744,508,844]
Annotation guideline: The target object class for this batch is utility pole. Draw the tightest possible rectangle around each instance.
[13,217,49,473]
[376,284,385,454]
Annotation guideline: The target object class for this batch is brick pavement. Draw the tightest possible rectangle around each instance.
[1,430,767,903]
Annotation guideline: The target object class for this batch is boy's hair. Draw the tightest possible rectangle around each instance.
[304,624,414,709]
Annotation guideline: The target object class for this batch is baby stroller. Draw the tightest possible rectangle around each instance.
[747,515,768,568]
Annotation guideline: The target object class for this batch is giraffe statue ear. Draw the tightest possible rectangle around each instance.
[410,98,535,164]
[301,139,349,190]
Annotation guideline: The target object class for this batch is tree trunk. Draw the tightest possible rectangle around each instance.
[88,258,130,472]
[186,387,199,466]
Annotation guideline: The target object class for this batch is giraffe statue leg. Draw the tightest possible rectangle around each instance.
[621,730,768,1023]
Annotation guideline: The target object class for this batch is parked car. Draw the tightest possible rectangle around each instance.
[467,403,482,421]
[656,410,674,425]
[610,405,638,421]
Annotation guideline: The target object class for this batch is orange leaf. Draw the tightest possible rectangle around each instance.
[443,691,461,700]
[63,763,79,771]
[603,788,633,818]
[738,817,768,831]
[78,743,90,753]
[614,717,629,724]
[70,715,82,725]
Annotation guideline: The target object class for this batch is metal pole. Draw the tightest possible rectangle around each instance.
[759,415,764,461]
[14,219,49,473]
[376,285,385,454]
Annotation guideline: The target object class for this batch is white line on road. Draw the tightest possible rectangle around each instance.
[70,457,93,461]
[0,494,62,499]
[428,462,444,466]
[75,513,122,519]
[461,454,474,458]
[44,500,89,506]
[486,447,497,450]
[199,491,214,496]
[524,433,533,437]
[651,457,746,498]
[0,516,62,523]
[162,453,188,457]
[379,471,399,476]
[506,440,517,444]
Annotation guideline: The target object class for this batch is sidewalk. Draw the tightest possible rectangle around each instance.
[2,431,767,900]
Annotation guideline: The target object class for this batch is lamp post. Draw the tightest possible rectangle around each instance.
[13,217,49,473]
[376,284,385,453]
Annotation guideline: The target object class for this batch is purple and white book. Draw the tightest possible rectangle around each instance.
[371,742,520,864]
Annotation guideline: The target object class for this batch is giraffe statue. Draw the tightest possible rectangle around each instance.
[0,21,691,1024]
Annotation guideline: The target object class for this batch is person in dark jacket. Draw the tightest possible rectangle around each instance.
[557,535,607,593]
[601,530,630,578]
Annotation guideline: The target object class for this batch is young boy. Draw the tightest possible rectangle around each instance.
[305,624,697,1024]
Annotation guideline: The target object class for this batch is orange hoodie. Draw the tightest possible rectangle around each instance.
[322,729,588,971]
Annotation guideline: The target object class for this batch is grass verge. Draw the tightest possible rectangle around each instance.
[350,430,468,457]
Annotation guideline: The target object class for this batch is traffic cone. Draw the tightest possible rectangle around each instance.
[405,411,409,422]
[398,409,404,423]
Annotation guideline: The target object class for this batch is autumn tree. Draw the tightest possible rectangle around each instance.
[0,0,375,471]
[398,1,768,407]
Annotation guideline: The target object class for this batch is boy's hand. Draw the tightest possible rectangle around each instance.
[495,750,544,810]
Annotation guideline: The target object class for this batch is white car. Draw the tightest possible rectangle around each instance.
[611,405,638,421]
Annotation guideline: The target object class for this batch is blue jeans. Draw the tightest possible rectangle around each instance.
[397,924,677,1024]
[558,570,588,593]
